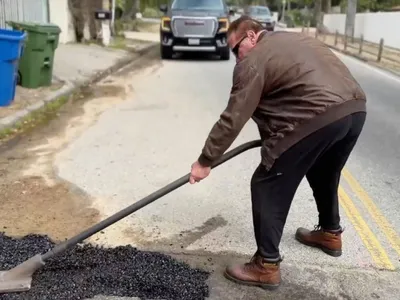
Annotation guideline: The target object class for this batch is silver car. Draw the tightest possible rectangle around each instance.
[245,5,275,31]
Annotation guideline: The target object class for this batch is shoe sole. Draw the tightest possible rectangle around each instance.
[223,270,280,291]
[295,235,342,257]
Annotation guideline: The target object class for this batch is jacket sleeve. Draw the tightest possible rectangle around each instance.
[197,61,264,167]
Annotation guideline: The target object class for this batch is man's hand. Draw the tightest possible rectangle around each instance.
[190,161,211,184]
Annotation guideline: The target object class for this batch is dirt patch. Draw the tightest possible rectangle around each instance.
[0,82,125,241]
[0,177,100,242]
[0,50,160,243]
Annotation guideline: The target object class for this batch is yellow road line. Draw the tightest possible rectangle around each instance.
[343,168,400,257]
[338,186,395,270]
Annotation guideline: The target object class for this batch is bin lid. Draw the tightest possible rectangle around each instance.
[0,28,26,41]
[7,21,61,34]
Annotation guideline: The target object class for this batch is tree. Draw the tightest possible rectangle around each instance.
[314,0,322,30]
[122,0,138,20]
[68,0,102,42]
[323,0,332,13]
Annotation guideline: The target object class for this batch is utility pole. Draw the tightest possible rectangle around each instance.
[281,0,286,23]
[345,0,357,39]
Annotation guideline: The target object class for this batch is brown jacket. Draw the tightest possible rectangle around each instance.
[198,31,367,170]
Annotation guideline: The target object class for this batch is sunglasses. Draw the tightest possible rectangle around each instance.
[232,35,247,58]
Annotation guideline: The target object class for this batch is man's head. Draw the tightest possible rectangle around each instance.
[227,16,266,61]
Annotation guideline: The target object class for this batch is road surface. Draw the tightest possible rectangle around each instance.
[3,39,398,299]
[51,42,400,299]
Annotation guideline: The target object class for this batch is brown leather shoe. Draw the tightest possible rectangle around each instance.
[224,254,281,290]
[295,225,343,257]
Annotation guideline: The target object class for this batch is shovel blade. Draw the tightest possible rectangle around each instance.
[0,272,32,293]
[0,254,44,294]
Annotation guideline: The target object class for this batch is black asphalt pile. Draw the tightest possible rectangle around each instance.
[0,233,210,300]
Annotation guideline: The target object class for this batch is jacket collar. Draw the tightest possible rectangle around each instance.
[257,30,268,43]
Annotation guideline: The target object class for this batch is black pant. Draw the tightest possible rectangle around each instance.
[251,112,366,260]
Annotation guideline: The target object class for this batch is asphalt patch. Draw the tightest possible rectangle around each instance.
[0,233,210,300]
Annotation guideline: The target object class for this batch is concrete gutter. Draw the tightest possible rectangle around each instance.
[0,42,159,132]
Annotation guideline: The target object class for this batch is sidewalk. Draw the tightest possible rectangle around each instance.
[0,39,157,136]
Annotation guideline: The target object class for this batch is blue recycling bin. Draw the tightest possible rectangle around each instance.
[0,28,26,107]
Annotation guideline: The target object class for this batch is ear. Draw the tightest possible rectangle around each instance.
[248,31,258,45]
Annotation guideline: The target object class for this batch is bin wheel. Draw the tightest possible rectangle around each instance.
[17,72,21,85]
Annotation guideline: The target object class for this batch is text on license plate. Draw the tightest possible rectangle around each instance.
[188,38,200,45]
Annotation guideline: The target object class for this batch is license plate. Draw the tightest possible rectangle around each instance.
[188,38,200,45]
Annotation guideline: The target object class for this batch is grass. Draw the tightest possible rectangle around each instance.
[78,18,158,51]
[115,18,159,34]
[0,93,73,142]
[136,20,160,33]
[109,36,128,50]
[80,34,129,51]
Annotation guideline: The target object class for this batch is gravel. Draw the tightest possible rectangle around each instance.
[0,233,210,300]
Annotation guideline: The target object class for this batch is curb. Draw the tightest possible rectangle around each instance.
[326,44,400,78]
[327,44,369,62]
[0,42,159,132]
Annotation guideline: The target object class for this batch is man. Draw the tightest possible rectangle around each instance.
[189,16,367,290]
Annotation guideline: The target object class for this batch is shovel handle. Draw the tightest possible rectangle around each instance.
[42,139,262,261]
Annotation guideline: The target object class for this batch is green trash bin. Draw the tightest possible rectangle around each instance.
[6,21,61,89]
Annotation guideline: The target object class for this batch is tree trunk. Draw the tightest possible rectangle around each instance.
[123,0,138,20]
[345,0,357,39]
[68,0,85,42]
[323,0,332,13]
[314,0,323,31]
[87,0,103,40]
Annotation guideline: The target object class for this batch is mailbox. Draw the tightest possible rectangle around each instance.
[94,10,111,20]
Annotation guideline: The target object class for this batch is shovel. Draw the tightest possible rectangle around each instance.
[0,139,261,294]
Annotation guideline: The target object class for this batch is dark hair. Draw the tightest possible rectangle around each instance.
[227,15,265,38]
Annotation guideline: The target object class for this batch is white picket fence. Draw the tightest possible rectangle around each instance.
[0,0,49,29]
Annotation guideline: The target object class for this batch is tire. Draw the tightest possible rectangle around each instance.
[161,45,173,59]
[220,47,230,60]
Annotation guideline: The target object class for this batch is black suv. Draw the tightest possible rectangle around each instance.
[159,0,234,60]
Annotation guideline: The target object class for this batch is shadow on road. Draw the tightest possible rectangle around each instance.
[170,52,231,62]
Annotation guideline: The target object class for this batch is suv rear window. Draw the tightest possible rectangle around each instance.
[171,0,224,10]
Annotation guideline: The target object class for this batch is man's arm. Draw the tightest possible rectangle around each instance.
[197,61,264,167]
